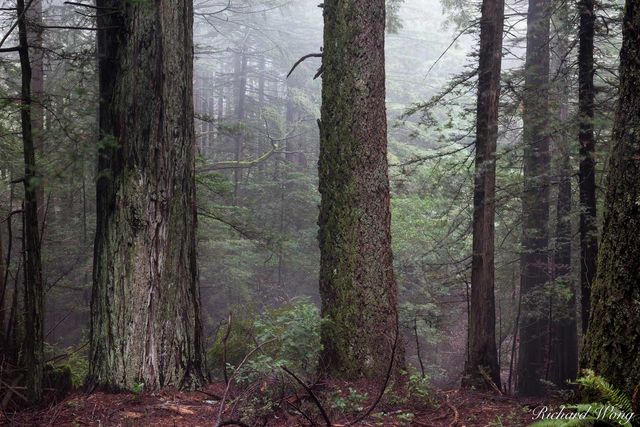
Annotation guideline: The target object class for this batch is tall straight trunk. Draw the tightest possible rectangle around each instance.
[578,0,598,335]
[548,6,578,387]
[16,0,44,403]
[26,0,44,224]
[318,0,403,380]
[233,50,247,199]
[583,0,640,397]
[517,0,551,396]
[463,0,504,389]
[88,0,206,391]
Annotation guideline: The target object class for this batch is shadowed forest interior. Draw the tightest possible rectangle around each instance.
[1,0,639,425]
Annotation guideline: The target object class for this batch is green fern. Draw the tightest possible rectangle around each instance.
[575,370,633,414]
[529,371,635,427]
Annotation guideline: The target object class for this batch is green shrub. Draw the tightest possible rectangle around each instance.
[207,298,323,384]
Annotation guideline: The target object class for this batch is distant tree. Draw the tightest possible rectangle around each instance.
[518,0,552,396]
[548,6,578,384]
[318,0,404,379]
[462,0,504,389]
[582,0,640,397]
[88,0,206,390]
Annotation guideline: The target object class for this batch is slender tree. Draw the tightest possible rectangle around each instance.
[462,0,504,388]
[88,0,206,390]
[318,0,403,379]
[517,0,552,396]
[16,0,45,403]
[582,0,640,397]
[547,3,578,388]
[577,0,598,335]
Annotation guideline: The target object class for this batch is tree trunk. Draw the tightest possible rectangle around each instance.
[547,6,578,388]
[517,0,551,396]
[582,0,640,397]
[16,0,44,404]
[318,0,404,380]
[233,49,247,200]
[26,0,44,225]
[88,0,206,391]
[462,0,504,389]
[578,0,598,335]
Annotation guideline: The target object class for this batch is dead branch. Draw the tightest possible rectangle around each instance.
[345,324,399,426]
[281,365,331,427]
[287,53,322,78]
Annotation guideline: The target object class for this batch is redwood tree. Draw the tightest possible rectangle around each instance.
[583,0,640,397]
[577,0,598,335]
[463,0,504,388]
[517,0,552,396]
[88,0,206,391]
[318,0,403,379]
[16,0,44,403]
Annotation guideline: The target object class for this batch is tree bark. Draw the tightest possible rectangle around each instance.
[547,5,578,388]
[233,49,247,200]
[462,0,504,389]
[318,0,403,380]
[578,0,598,335]
[26,0,44,224]
[517,0,551,396]
[16,0,45,404]
[582,0,640,397]
[88,0,206,391]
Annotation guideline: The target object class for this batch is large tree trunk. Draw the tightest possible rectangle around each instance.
[462,0,504,389]
[318,0,403,380]
[88,0,206,391]
[577,0,598,335]
[517,0,551,396]
[582,0,640,397]
[16,0,44,403]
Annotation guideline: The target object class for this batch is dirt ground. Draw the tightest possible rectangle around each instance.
[1,383,543,426]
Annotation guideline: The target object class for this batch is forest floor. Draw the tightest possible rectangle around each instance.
[1,381,544,427]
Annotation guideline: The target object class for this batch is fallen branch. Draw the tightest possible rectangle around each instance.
[345,324,399,426]
[214,338,277,427]
[281,365,331,427]
[445,393,459,427]
[479,366,503,395]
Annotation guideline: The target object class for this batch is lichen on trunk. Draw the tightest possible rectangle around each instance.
[582,0,640,397]
[318,0,404,380]
[88,0,206,391]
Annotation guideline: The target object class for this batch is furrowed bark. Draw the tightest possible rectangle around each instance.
[517,0,552,396]
[582,0,640,397]
[88,0,206,391]
[16,0,45,404]
[463,0,504,389]
[577,0,598,335]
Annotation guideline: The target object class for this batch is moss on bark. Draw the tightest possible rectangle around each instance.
[318,0,404,380]
[582,0,640,397]
[88,0,206,391]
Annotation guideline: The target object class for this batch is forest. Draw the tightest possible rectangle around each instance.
[0,0,639,425]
